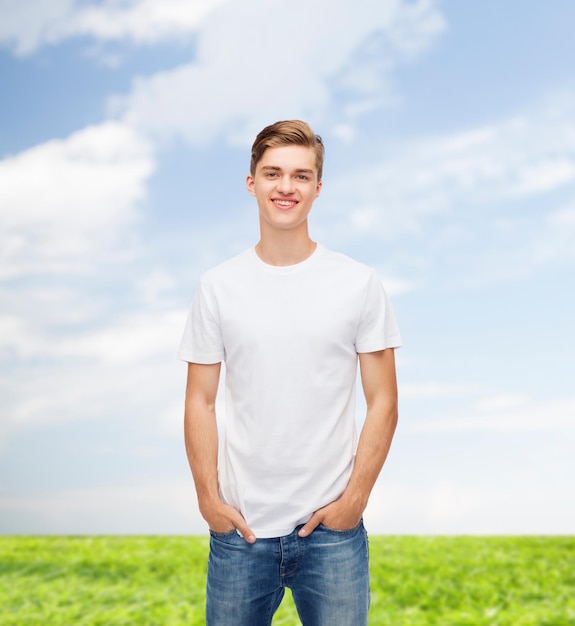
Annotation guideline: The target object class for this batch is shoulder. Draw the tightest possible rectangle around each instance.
[317,245,377,282]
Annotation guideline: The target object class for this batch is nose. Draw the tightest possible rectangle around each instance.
[277,174,295,194]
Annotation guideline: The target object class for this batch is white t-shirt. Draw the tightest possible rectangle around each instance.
[178,244,401,538]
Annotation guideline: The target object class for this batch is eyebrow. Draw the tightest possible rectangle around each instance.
[260,166,314,174]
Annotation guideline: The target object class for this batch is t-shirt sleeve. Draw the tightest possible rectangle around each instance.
[177,277,225,364]
[355,269,402,353]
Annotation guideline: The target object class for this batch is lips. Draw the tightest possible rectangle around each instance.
[272,199,298,210]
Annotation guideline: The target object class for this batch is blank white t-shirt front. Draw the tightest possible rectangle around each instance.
[178,244,401,538]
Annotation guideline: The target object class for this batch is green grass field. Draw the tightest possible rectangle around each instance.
[1,536,573,625]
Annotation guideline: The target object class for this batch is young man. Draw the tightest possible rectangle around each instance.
[178,120,401,625]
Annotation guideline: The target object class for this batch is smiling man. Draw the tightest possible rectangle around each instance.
[178,120,401,625]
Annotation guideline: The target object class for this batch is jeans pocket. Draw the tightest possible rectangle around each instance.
[209,528,238,539]
[318,519,364,534]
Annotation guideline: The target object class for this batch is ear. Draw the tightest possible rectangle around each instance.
[315,180,323,199]
[246,174,256,197]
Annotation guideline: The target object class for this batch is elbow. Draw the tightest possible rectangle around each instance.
[383,393,399,430]
[367,395,398,428]
[388,399,399,430]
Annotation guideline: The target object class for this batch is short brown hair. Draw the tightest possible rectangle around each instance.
[250,120,324,180]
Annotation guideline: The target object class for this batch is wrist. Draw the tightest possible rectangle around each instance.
[198,492,223,514]
[340,488,368,513]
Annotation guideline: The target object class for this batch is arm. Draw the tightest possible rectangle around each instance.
[184,362,256,542]
[298,348,398,536]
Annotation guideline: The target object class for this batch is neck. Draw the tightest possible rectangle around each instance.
[255,226,317,266]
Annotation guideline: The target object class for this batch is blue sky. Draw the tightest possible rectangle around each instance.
[1,0,574,535]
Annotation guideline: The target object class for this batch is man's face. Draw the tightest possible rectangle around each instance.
[246,145,322,234]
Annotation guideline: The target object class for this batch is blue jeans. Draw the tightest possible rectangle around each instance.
[206,520,370,625]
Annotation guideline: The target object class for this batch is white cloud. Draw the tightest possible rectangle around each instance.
[1,357,177,429]
[508,159,575,196]
[378,275,416,297]
[3,471,574,534]
[330,93,575,240]
[364,478,575,534]
[473,393,528,412]
[0,0,72,56]
[408,397,575,433]
[548,204,575,226]
[0,0,230,55]
[112,0,446,144]
[365,481,489,534]
[57,310,185,363]
[0,356,188,451]
[400,382,484,398]
[136,269,178,306]
[0,121,155,278]
[0,480,203,534]
[531,202,575,265]
[66,0,230,44]
[0,304,188,440]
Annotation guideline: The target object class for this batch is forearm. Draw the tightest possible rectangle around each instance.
[184,399,220,511]
[342,398,398,510]
[297,398,397,537]
[184,383,255,541]
[297,348,398,537]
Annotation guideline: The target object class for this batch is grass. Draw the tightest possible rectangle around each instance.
[1,536,573,625]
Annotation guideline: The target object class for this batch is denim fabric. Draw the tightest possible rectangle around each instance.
[206,520,370,625]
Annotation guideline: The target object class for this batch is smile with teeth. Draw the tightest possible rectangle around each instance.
[272,199,298,209]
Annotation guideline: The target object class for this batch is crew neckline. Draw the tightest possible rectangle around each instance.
[250,243,325,273]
